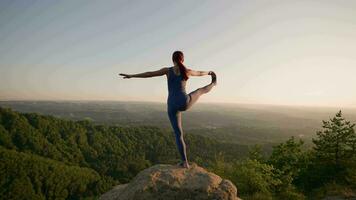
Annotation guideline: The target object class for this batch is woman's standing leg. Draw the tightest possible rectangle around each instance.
[168,108,188,163]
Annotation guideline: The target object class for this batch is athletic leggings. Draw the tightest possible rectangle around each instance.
[167,83,215,162]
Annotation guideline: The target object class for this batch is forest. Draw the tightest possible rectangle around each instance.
[0,107,355,199]
[4,101,356,144]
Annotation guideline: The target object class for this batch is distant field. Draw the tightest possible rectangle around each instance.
[1,101,355,145]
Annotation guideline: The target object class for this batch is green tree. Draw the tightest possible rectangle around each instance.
[313,111,355,171]
[269,137,306,179]
[231,159,280,200]
[248,144,265,162]
[298,111,356,194]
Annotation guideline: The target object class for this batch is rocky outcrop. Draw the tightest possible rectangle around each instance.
[100,163,241,200]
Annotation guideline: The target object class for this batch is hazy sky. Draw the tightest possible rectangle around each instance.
[1,0,356,107]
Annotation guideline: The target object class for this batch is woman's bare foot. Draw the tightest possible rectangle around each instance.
[210,71,217,86]
[182,161,190,169]
[176,161,190,168]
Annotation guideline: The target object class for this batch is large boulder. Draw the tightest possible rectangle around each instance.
[100,163,241,200]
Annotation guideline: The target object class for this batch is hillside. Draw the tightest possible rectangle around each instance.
[0,107,247,199]
[1,101,355,145]
[1,107,356,199]
[0,147,115,199]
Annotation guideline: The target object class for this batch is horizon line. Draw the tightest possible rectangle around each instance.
[0,99,355,110]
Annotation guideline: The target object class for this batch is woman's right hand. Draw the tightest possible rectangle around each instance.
[119,73,132,79]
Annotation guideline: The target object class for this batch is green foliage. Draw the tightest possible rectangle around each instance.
[0,125,14,148]
[0,101,327,145]
[313,110,356,166]
[310,181,356,200]
[209,152,305,200]
[1,106,355,199]
[309,111,356,188]
[248,144,265,162]
[232,159,279,198]
[0,147,115,199]
[268,136,309,191]
[269,137,305,176]
[0,107,247,198]
[207,152,234,179]
[292,111,356,199]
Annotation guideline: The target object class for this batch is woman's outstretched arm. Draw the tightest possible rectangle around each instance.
[119,67,169,79]
[187,68,213,77]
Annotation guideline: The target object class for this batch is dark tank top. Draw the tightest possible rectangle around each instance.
[167,66,189,109]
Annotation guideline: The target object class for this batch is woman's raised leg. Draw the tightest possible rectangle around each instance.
[185,73,216,111]
[185,83,215,110]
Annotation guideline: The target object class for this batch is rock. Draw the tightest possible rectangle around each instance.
[100,162,241,200]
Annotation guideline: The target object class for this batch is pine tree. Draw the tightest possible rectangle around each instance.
[313,111,356,182]
[313,110,356,169]
[269,137,305,178]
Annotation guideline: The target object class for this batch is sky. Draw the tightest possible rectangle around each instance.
[1,0,356,107]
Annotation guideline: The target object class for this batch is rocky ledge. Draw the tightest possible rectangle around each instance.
[100,163,241,200]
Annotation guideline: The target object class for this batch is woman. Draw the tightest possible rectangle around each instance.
[119,51,217,168]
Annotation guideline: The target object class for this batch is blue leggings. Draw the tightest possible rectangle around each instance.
[167,83,215,162]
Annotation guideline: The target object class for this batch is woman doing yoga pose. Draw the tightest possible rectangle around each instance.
[119,51,217,168]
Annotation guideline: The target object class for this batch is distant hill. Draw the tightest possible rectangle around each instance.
[1,101,355,144]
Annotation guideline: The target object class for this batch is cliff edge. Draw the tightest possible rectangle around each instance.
[100,162,241,200]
